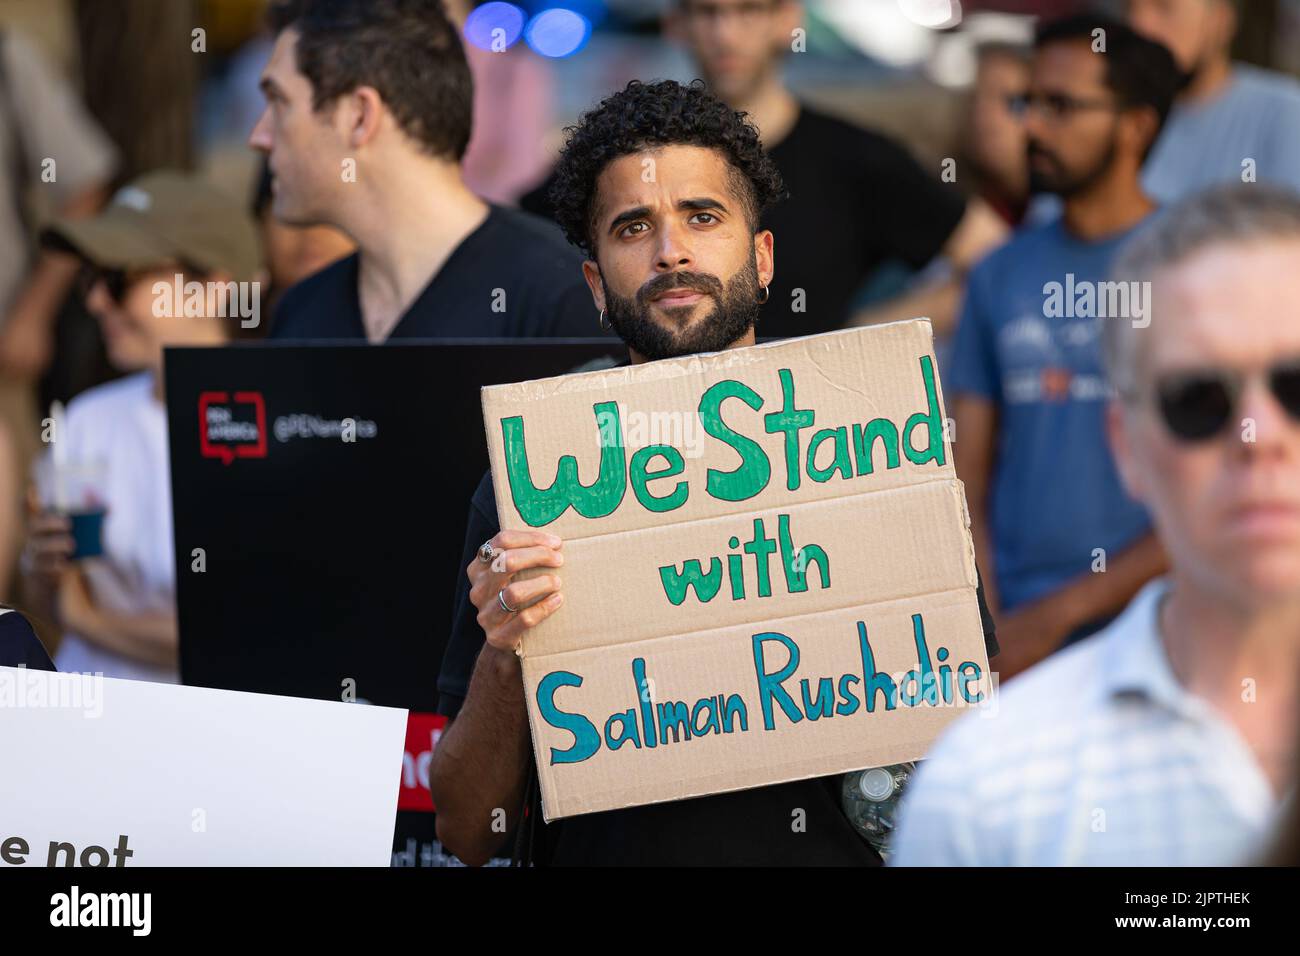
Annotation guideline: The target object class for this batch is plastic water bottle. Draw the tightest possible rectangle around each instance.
[841,762,915,860]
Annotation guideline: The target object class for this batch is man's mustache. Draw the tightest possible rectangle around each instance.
[638,271,724,304]
[1027,142,1061,167]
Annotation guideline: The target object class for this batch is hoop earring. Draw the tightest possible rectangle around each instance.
[598,308,610,331]
[757,285,769,305]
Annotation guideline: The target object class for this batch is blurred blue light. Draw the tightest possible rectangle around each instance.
[524,8,591,59]
[464,2,526,52]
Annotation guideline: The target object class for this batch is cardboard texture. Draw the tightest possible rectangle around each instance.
[481,320,991,820]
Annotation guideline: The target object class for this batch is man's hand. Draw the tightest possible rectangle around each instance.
[55,565,100,637]
[22,487,75,594]
[467,529,565,652]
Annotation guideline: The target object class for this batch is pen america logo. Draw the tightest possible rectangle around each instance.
[198,391,379,464]
[199,391,267,465]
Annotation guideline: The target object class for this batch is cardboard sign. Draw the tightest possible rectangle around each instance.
[482,320,991,820]
[0,667,407,865]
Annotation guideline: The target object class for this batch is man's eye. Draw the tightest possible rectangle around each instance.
[690,212,717,224]
[621,222,648,237]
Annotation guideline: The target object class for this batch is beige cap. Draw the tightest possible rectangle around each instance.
[43,170,261,283]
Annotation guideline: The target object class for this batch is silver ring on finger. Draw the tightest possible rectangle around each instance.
[498,588,518,614]
[478,540,496,564]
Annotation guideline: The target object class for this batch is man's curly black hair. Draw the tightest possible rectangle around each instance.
[549,79,786,258]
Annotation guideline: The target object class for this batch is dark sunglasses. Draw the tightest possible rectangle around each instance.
[1153,359,1300,442]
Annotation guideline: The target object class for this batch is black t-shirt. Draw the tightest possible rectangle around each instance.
[0,609,55,670]
[436,471,999,867]
[519,107,966,342]
[270,205,596,340]
[758,107,965,339]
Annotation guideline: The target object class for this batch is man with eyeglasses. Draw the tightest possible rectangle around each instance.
[893,183,1300,866]
[949,15,1183,681]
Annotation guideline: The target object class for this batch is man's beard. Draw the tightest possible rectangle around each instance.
[601,257,761,361]
[1027,134,1118,198]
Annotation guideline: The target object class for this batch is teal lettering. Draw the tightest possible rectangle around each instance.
[806,426,852,482]
[902,356,946,467]
[857,622,898,712]
[630,444,688,512]
[500,402,627,527]
[659,557,723,605]
[536,671,600,764]
[752,631,804,730]
[852,419,900,475]
[763,369,816,491]
[699,381,770,501]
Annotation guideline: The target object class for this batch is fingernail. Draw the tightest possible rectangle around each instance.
[550,593,563,607]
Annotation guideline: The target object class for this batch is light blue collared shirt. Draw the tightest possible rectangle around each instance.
[891,579,1290,866]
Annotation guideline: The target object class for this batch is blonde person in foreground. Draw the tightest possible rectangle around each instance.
[892,184,1300,866]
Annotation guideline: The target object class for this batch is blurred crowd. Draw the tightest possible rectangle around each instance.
[1,0,1299,867]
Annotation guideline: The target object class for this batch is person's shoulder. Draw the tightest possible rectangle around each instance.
[1232,64,1300,110]
[0,607,54,670]
[793,105,893,149]
[279,252,357,303]
[486,205,582,260]
[920,630,1111,781]
[965,217,1060,283]
[65,371,153,424]
[272,253,358,330]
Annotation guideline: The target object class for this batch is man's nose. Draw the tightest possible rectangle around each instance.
[1235,377,1295,461]
[248,107,272,153]
[1023,109,1050,142]
[84,278,110,315]
[654,222,694,272]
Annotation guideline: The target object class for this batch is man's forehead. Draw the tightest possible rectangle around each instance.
[265,27,300,77]
[1147,241,1300,366]
[594,145,739,218]
[1033,40,1107,88]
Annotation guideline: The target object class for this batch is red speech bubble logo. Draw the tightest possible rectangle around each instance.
[199,391,267,465]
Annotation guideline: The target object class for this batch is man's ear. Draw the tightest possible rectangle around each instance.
[754,229,775,291]
[1123,106,1160,166]
[582,259,606,312]
[347,86,385,150]
[775,0,804,45]
[1107,399,1147,504]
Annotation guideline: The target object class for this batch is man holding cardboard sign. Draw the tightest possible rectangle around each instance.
[430,80,997,866]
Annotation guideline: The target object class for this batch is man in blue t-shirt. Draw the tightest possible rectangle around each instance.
[950,15,1182,679]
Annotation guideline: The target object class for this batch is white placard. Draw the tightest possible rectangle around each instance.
[0,667,407,866]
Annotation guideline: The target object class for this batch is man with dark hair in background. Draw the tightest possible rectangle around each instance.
[667,0,1010,340]
[251,0,594,342]
[1127,0,1300,200]
[950,15,1182,680]
[429,78,999,867]
[522,0,1007,341]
